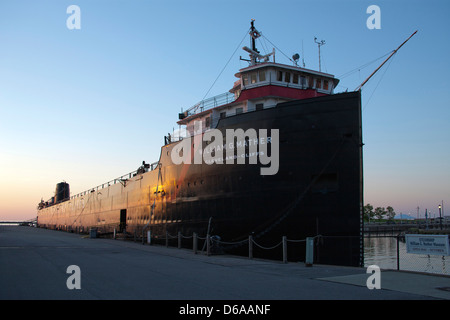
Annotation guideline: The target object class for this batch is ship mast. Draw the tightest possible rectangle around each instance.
[249,19,261,65]
[251,20,258,56]
[355,30,417,91]
[242,20,274,66]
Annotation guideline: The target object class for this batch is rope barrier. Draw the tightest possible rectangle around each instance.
[286,238,306,243]
[252,240,282,250]
[142,229,319,262]
[144,231,317,248]
[214,239,249,246]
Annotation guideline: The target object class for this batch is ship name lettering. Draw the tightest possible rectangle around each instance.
[171,121,279,175]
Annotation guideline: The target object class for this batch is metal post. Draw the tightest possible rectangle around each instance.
[282,236,287,263]
[113,228,116,240]
[193,232,198,254]
[147,230,151,245]
[206,234,211,256]
[178,231,182,249]
[305,237,314,267]
[249,235,253,259]
[397,235,400,271]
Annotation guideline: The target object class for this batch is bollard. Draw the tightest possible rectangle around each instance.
[147,230,151,245]
[249,235,253,259]
[178,231,181,249]
[305,237,314,267]
[282,236,287,263]
[113,228,116,240]
[193,232,198,254]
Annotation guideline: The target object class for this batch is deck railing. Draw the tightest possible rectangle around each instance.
[184,92,236,117]
[69,161,160,199]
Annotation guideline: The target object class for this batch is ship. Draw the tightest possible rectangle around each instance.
[37,21,366,267]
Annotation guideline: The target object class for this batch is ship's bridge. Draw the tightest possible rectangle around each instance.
[175,21,339,139]
[176,61,339,138]
[234,62,339,98]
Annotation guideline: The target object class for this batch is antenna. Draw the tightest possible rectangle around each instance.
[302,40,305,67]
[314,37,325,72]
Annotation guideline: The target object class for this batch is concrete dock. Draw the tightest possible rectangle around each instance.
[1,226,449,301]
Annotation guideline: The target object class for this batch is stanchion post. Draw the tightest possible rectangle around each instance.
[147,230,151,245]
[249,235,253,259]
[178,231,181,249]
[193,232,198,254]
[282,236,287,263]
[207,234,211,256]
[305,237,314,267]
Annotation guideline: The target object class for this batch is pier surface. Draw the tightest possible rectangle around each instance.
[1,226,449,301]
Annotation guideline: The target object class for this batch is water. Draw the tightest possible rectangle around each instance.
[364,236,449,276]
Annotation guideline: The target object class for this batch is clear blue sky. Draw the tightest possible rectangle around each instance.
[0,0,449,220]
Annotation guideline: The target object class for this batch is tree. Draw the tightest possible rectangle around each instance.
[374,207,386,220]
[386,206,396,220]
[364,204,374,222]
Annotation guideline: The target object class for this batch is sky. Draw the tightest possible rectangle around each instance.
[0,0,449,221]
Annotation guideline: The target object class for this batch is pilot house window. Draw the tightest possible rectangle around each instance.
[259,70,266,82]
[250,73,257,84]
[285,72,291,83]
[242,74,248,86]
[300,76,306,87]
[316,79,322,89]
[277,71,283,81]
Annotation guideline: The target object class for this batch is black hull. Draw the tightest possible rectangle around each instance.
[38,91,363,267]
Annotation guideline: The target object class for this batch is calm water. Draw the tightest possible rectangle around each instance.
[364,236,449,276]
